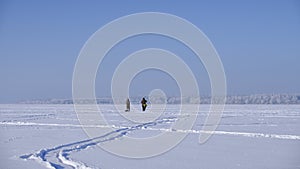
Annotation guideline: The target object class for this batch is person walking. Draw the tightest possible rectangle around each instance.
[126,98,130,112]
[141,97,147,111]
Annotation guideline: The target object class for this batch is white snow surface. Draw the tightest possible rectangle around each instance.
[0,104,300,169]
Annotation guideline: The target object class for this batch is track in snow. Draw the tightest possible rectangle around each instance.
[18,117,177,169]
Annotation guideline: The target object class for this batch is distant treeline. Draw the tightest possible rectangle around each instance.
[19,94,300,104]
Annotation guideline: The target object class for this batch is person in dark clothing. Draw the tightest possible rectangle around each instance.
[141,97,147,111]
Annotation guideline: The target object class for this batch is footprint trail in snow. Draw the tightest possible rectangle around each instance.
[19,117,177,169]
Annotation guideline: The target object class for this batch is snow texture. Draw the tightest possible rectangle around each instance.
[0,104,300,169]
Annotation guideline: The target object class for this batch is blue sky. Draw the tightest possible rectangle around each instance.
[0,0,299,103]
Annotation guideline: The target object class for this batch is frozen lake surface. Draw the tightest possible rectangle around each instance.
[0,104,300,169]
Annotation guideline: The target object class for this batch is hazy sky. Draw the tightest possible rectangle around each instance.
[0,0,300,103]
